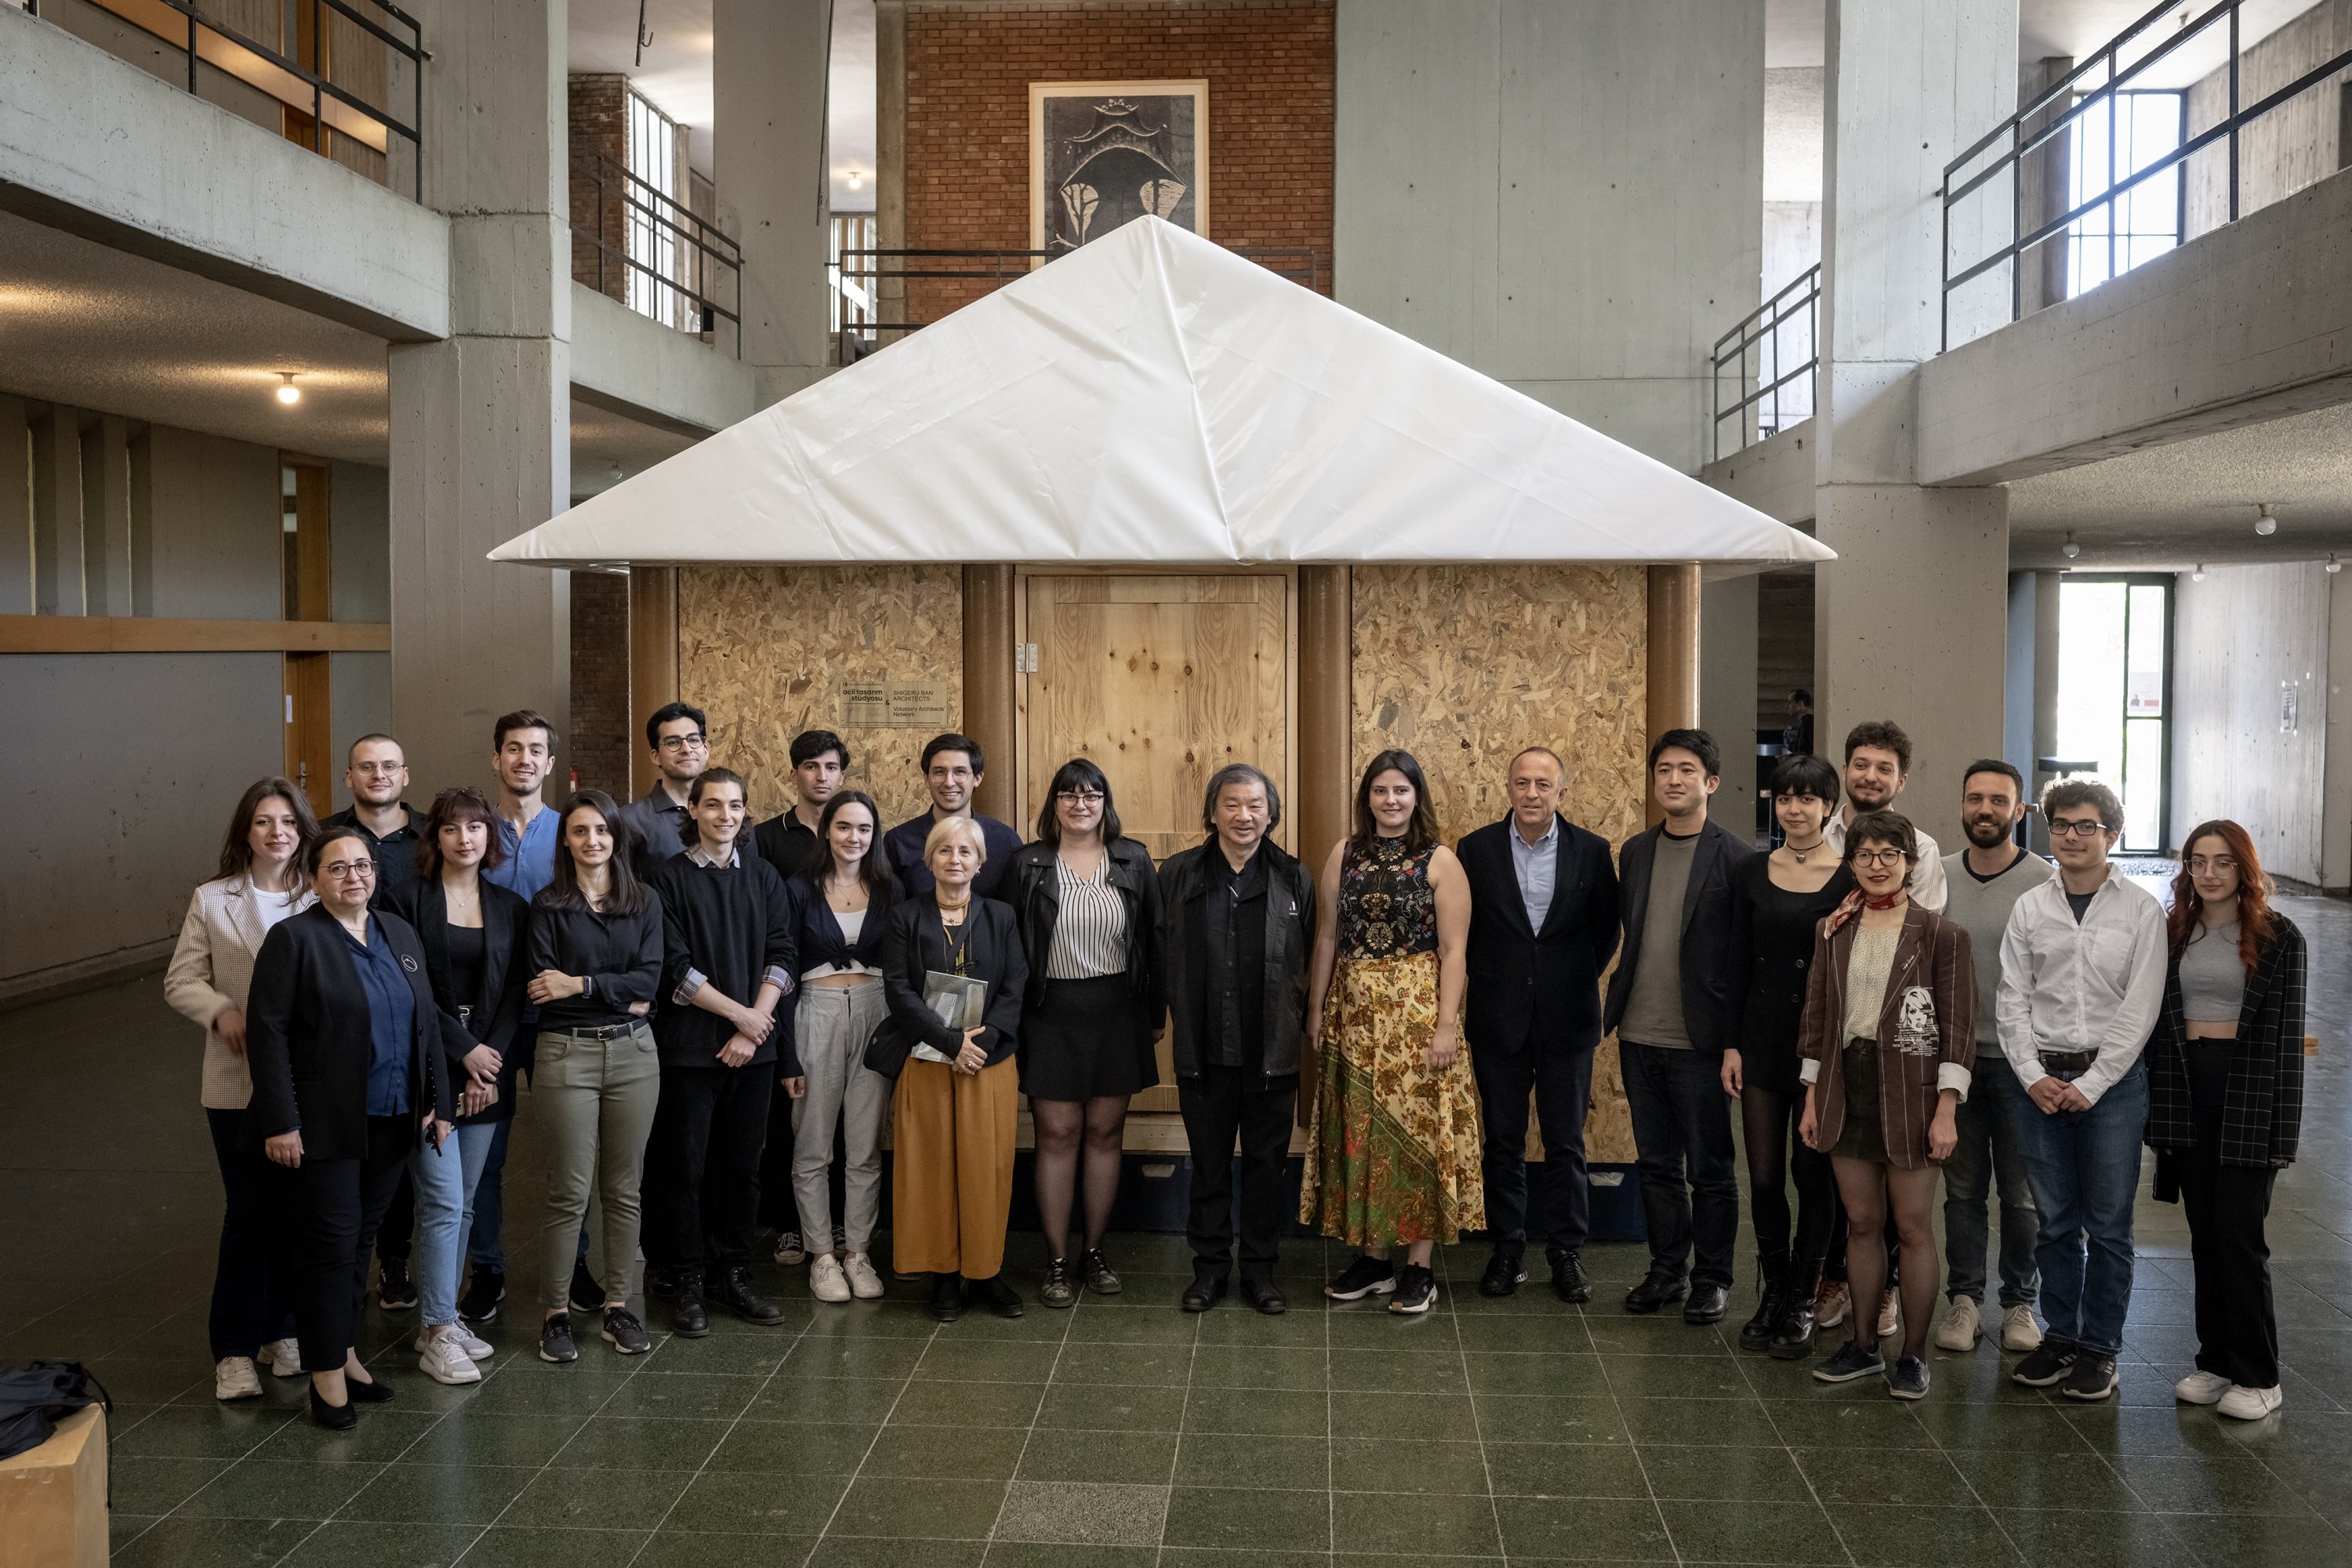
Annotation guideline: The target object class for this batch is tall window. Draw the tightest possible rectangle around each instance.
[2067,91,2183,298]
[627,91,688,328]
[2054,576,2171,852]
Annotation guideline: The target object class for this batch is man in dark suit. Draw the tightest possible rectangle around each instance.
[1602,728,1755,1324]
[1457,747,1620,1303]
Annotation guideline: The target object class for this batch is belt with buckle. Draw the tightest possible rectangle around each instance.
[2038,1049,2096,1073]
[555,1020,644,1041]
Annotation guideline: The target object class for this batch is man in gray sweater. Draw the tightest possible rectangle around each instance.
[1934,760,2053,1355]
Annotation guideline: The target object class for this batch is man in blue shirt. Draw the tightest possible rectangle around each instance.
[883,733,1022,901]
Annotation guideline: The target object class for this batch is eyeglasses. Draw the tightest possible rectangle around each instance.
[2185,855,2238,873]
[350,762,405,777]
[1851,849,1908,868]
[1057,790,1105,805]
[657,734,708,753]
[321,859,377,880]
[2048,818,2110,839]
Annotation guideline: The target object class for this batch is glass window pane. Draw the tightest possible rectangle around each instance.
[2126,583,2166,718]
[2057,582,2128,804]
[2123,717,2164,850]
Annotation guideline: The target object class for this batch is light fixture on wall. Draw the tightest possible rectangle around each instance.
[275,372,300,405]
[2329,554,2343,575]
[2060,531,2080,560]
[2255,503,2278,536]
[2192,563,2207,581]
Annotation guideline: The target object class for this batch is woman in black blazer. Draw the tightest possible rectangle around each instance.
[247,829,455,1429]
[380,787,530,1386]
[869,815,1028,1323]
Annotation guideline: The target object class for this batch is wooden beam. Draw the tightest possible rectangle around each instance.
[962,564,1018,822]
[1645,563,1703,827]
[1294,562,1351,1126]
[627,565,679,801]
[0,615,390,653]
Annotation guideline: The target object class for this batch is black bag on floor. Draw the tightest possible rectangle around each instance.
[0,1360,112,1462]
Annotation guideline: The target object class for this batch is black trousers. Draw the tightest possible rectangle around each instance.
[289,1114,416,1373]
[644,1062,773,1273]
[1472,1038,1595,1255]
[1620,1041,1739,1290]
[205,1108,299,1360]
[375,1168,415,1265]
[1179,1066,1298,1282]
[2177,1041,2280,1388]
[757,1058,800,1232]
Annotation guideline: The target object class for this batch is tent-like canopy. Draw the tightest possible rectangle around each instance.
[491,216,1832,571]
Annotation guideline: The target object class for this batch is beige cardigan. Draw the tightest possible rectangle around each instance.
[164,874,317,1110]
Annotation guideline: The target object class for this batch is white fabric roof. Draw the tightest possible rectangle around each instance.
[492,216,1831,570]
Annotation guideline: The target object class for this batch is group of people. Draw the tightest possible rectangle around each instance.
[165,700,2304,1429]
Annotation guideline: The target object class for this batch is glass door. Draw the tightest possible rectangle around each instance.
[2054,575,2172,852]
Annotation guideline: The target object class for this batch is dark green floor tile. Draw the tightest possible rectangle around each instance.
[1605,1352,1752,1399]
[1325,1306,1456,1345]
[337,1461,538,1526]
[598,1370,760,1420]
[1189,1306,1327,1346]
[753,1374,907,1424]
[1659,1496,1845,1563]
[1160,1483,1330,1551]
[706,1418,880,1475]
[1063,1304,1203,1344]
[1483,1439,1648,1499]
[456,1525,652,1566]
[1189,1344,1327,1390]
[1018,1426,1178,1484]
[84,1355,212,1403]
[1158,1552,1330,1568]
[1180,1385,1327,1436]
[1330,1436,1489,1494]
[2001,1508,2201,1567]
[279,1520,484,1566]
[1171,1431,1328,1490]
[1762,1395,1938,1449]
[1327,1346,1468,1393]
[1833,1503,2025,1567]
[827,1474,1011,1539]
[1619,1395,1780,1446]
[1471,1392,1629,1444]
[793,1305,940,1340]
[1584,1319,1737,1356]
[111,1515,318,1566]
[464,1370,637,1417]
[113,1403,295,1459]
[917,1338,1064,1384]
[784,1334,927,1379]
[546,1414,728,1469]
[1049,1338,1191,1385]
[111,1454,232,1515]
[1332,1486,1502,1552]
[1948,1447,2147,1511]
[637,1330,792,1374]
[981,1544,1160,1568]
[176,1455,384,1519]
[2115,1452,2322,1515]
[1493,1494,1674,1559]
[670,1469,833,1534]
[805,1538,979,1567]
[1039,1381,1187,1431]
[1794,1444,1978,1507]
[1639,1442,1810,1501]
[500,1463,692,1529]
[1906,1395,2088,1452]
[1454,1315,1589,1352]
[990,1478,1170,1544]
[637,1531,816,1567]
[2154,1511,2352,1567]
[2063,1403,2249,1457]
[862,1421,1024,1479]
[887,1377,1044,1428]
[408,1412,584,1468]
[1330,1388,1476,1439]
[248,1407,439,1465]
[1462,1350,1609,1396]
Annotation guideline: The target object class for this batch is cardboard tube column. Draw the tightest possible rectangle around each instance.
[1646,563,1701,826]
[1294,564,1351,1124]
[627,564,678,802]
[962,564,1018,822]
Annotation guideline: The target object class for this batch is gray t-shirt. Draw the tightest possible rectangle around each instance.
[2178,920,2244,1024]
[1619,830,1699,1049]
[1939,845,2056,1046]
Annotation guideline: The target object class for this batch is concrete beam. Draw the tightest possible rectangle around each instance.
[1699,419,1816,525]
[0,4,450,342]
[570,285,762,437]
[1918,165,2352,487]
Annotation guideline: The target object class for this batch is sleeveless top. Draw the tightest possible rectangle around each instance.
[1338,836,1439,959]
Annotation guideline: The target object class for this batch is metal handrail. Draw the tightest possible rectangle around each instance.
[1710,265,1818,461]
[1940,0,2352,348]
[571,140,742,356]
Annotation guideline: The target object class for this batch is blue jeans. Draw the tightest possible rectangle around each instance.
[466,1116,513,1272]
[1621,1041,1739,1290]
[408,1126,465,1327]
[2009,1058,2147,1357]
[1943,1053,2039,1308]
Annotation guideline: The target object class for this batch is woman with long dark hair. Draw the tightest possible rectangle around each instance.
[1301,749,1482,1314]
[2151,819,2305,1421]
[782,789,896,1304]
[526,789,665,1363]
[166,778,321,1402]
[1005,758,1165,1306]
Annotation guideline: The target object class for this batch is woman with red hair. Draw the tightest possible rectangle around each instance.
[2147,820,2305,1421]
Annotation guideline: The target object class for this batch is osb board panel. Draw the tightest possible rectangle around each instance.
[1352,564,1647,1165]
[679,564,964,829]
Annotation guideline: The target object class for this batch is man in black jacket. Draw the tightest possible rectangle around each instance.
[1457,747,1621,1303]
[1602,728,1755,1324]
[1158,764,1317,1315]
[643,769,804,1337]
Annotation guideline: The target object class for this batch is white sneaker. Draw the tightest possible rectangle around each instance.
[213,1356,262,1401]
[2000,1305,2042,1352]
[774,1230,807,1267]
[418,1331,484,1385]
[2174,1370,2232,1405]
[842,1252,885,1300]
[1876,1288,1900,1338]
[2216,1383,2283,1420]
[415,1324,495,1362]
[1933,1297,1980,1352]
[808,1254,852,1304]
[259,1338,304,1378]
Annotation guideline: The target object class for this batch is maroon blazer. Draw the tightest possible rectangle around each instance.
[1798,899,1976,1170]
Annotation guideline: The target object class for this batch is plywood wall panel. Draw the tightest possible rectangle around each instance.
[679,564,964,829]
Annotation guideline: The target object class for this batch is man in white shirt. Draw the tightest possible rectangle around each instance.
[1995,778,2166,1403]
[1821,720,1947,912]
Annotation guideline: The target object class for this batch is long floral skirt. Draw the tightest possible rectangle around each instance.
[1298,951,1486,1247]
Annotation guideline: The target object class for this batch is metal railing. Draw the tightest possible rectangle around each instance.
[572,141,743,356]
[1941,0,2352,349]
[830,243,1323,362]
[1710,265,1818,462]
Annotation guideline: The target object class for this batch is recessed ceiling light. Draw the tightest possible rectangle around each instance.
[276,372,300,405]
[846,170,865,191]
[2329,554,2343,575]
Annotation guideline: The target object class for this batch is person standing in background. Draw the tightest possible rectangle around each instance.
[883,734,1024,901]
[753,728,851,870]
[617,702,721,878]
[321,735,420,899]
[1781,691,1814,759]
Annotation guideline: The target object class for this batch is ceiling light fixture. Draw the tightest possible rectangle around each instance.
[275,372,300,405]
[2329,554,2343,575]
[2060,532,2080,560]
[2192,563,2206,581]
[845,170,864,191]
[2255,503,2278,536]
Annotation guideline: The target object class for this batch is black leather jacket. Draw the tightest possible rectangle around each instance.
[1004,838,1165,1018]
[1156,837,1317,1083]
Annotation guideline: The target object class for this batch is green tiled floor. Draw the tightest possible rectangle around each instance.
[6,887,2352,1565]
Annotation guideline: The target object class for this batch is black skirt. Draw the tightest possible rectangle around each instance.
[1020,975,1159,1100]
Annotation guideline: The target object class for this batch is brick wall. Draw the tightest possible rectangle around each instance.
[903,0,1334,321]
[568,73,630,303]
[568,569,631,798]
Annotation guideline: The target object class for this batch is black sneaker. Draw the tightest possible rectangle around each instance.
[1079,1248,1122,1295]
[1479,1249,1526,1298]
[928,1272,965,1323]
[2061,1354,2118,1402]
[457,1268,505,1324]
[672,1269,710,1339]
[1326,1254,1396,1301]
[1812,1340,1885,1384]
[2012,1343,2078,1388]
[1548,1248,1592,1305]
[601,1305,650,1356]
[568,1258,604,1316]
[1389,1264,1437,1315]
[1889,1355,1930,1400]
[1040,1258,1076,1309]
[376,1258,418,1312]
[718,1265,784,1326]
[539,1312,579,1364]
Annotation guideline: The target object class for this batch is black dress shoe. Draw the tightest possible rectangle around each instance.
[344,1374,394,1404]
[719,1265,785,1326]
[1624,1272,1690,1315]
[928,1272,965,1323]
[1180,1274,1227,1312]
[1548,1248,1592,1305]
[1479,1249,1526,1298]
[1684,1283,1730,1325]
[308,1385,356,1431]
[673,1269,710,1338]
[1238,1276,1287,1316]
[972,1275,1024,1319]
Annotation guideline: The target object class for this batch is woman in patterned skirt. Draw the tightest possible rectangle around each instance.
[1301,750,1483,1313]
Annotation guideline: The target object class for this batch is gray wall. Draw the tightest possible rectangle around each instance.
[1333,0,1765,473]
[2170,562,2331,884]
[146,426,279,619]
[1700,575,1761,836]
[329,652,394,813]
[2187,0,2352,240]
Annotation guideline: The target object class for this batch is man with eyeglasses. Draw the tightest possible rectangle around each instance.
[321,735,420,898]
[1995,778,2165,1403]
[618,703,730,878]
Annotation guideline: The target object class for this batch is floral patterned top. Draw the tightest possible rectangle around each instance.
[1338,836,1439,959]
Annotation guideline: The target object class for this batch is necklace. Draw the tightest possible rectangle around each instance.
[1785,837,1825,863]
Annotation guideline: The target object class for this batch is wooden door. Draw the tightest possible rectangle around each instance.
[284,652,332,815]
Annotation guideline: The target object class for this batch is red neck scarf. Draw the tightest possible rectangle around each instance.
[1862,890,1907,911]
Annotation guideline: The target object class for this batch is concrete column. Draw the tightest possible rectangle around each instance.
[1700,573,1760,832]
[1814,0,2016,851]
[389,0,571,796]
[1646,564,1702,829]
[714,0,833,403]
[80,416,132,619]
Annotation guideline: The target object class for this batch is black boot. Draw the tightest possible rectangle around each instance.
[719,1265,785,1326]
[672,1268,710,1338]
[1768,1256,1822,1361]
[1740,1250,1791,1353]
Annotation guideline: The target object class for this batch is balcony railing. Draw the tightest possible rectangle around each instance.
[1941,0,2352,349]
[1710,265,1818,462]
[571,141,742,356]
